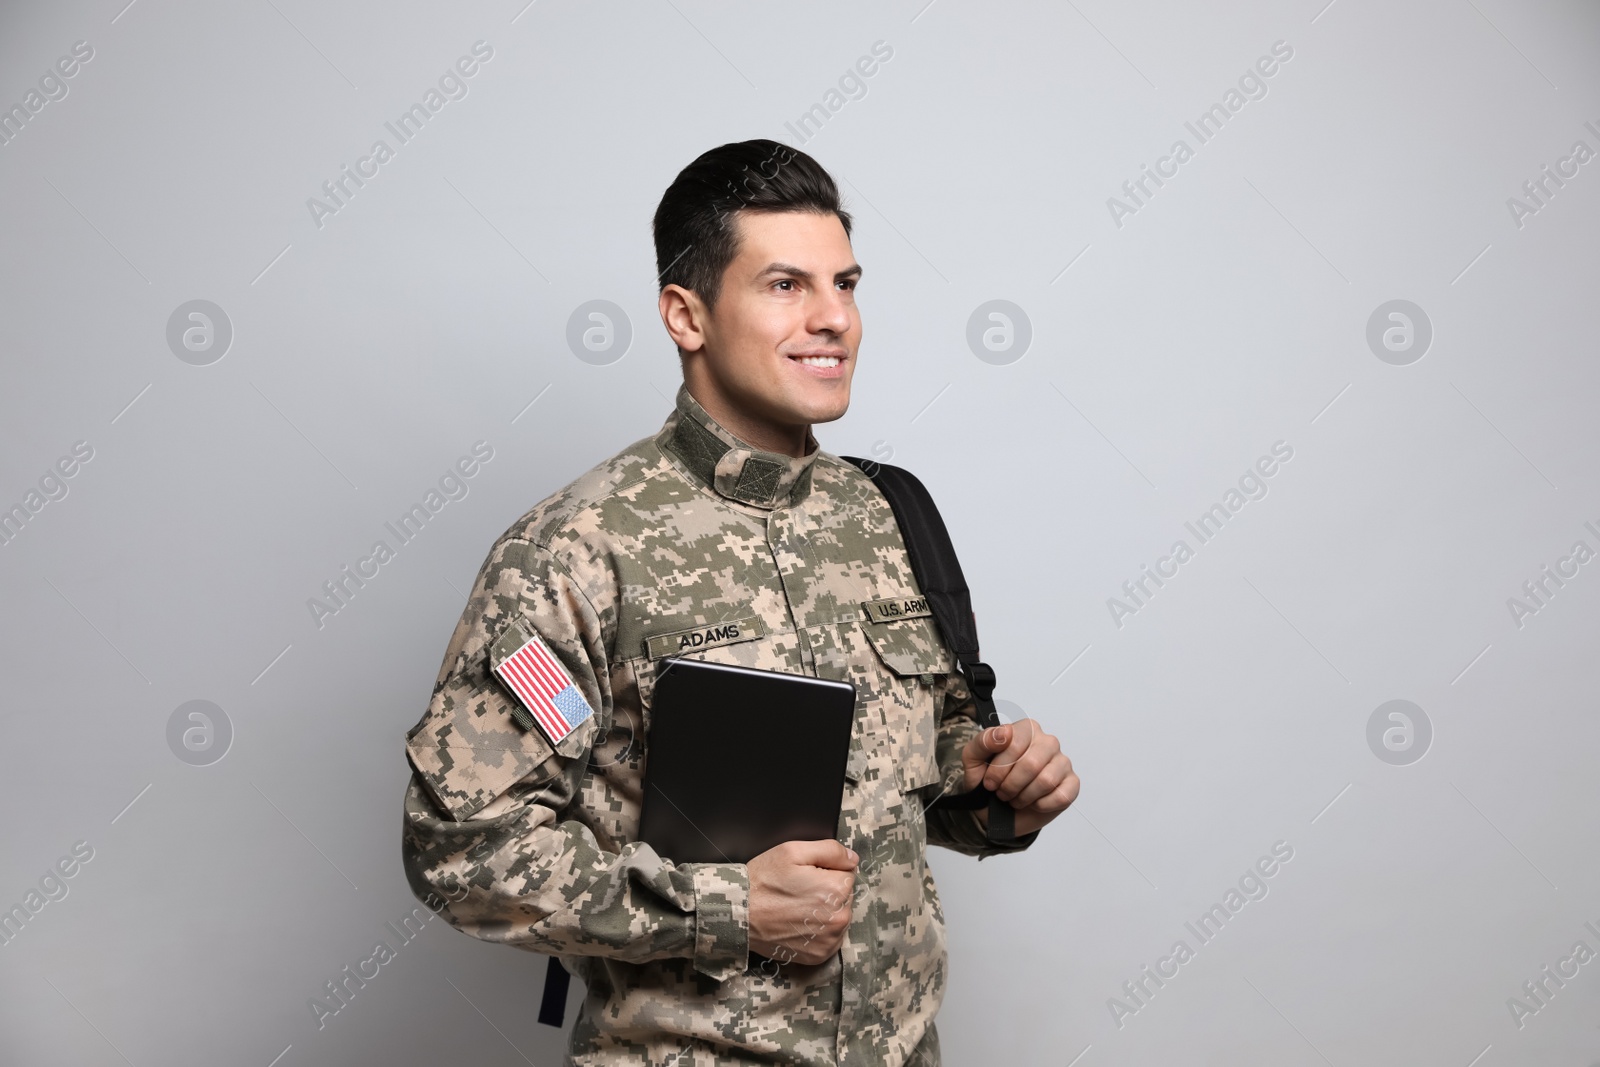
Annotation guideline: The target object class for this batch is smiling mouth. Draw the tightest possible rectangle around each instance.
[790,355,844,368]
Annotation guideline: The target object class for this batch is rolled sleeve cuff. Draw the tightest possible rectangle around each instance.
[690,863,749,981]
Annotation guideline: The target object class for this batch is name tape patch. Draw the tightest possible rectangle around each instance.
[862,595,933,624]
[646,615,766,660]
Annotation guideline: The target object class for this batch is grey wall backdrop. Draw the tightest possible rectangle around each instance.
[3,0,1598,1064]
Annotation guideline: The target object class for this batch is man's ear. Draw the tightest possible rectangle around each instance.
[658,284,709,355]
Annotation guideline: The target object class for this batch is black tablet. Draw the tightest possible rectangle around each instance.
[637,657,856,864]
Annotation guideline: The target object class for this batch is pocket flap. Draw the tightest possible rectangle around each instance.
[860,610,955,677]
[406,685,558,822]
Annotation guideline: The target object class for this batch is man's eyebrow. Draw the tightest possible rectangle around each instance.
[755,262,864,282]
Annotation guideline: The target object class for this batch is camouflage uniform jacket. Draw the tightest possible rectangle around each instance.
[402,384,1038,1066]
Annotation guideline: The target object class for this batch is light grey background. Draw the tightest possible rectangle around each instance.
[2,1,1598,1064]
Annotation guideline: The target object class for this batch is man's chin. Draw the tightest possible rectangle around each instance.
[730,380,851,437]
[791,389,851,426]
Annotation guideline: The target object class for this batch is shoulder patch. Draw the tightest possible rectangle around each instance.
[490,623,594,748]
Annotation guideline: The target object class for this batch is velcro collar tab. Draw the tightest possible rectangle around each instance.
[658,384,818,509]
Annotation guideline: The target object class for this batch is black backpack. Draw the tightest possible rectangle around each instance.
[842,456,1014,843]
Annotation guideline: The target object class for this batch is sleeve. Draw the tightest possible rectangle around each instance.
[920,668,1041,860]
[400,536,749,981]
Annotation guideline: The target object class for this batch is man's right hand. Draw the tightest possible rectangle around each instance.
[746,839,858,966]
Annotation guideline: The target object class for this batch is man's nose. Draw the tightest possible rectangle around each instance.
[809,289,851,337]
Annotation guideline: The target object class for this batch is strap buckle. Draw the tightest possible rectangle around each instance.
[941,658,1015,842]
[957,659,998,723]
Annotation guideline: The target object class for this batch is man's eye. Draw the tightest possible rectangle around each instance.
[774,279,795,291]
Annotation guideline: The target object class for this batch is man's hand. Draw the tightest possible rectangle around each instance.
[746,839,858,967]
[960,720,1080,838]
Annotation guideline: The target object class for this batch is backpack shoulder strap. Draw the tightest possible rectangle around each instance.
[841,456,1014,842]
[538,955,570,1026]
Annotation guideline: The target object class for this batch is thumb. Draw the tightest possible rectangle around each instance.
[963,724,1012,768]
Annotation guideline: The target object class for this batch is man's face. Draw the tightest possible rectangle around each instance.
[692,210,861,433]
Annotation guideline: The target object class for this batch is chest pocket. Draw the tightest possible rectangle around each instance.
[629,618,808,740]
[859,611,955,794]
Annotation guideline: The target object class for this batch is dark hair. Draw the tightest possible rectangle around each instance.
[652,139,853,311]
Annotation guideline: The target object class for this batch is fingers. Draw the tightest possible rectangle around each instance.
[747,841,860,967]
[981,719,1037,781]
[781,838,859,872]
[982,720,1054,798]
[958,726,1000,791]
[1054,770,1082,811]
[759,866,857,967]
[1009,753,1078,811]
[962,724,1009,768]
[1011,773,1081,836]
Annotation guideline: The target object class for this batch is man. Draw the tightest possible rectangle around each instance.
[401,139,1079,1065]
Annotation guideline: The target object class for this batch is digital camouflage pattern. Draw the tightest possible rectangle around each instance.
[402,384,1038,1065]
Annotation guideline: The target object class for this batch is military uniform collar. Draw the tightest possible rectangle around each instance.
[658,384,819,509]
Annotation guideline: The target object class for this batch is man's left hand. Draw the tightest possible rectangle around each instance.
[959,720,1079,838]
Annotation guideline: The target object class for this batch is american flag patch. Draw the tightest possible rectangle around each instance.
[491,632,594,745]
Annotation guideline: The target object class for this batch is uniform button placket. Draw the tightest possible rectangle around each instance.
[767,508,813,673]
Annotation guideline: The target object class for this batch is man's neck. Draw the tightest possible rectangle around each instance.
[684,382,813,459]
